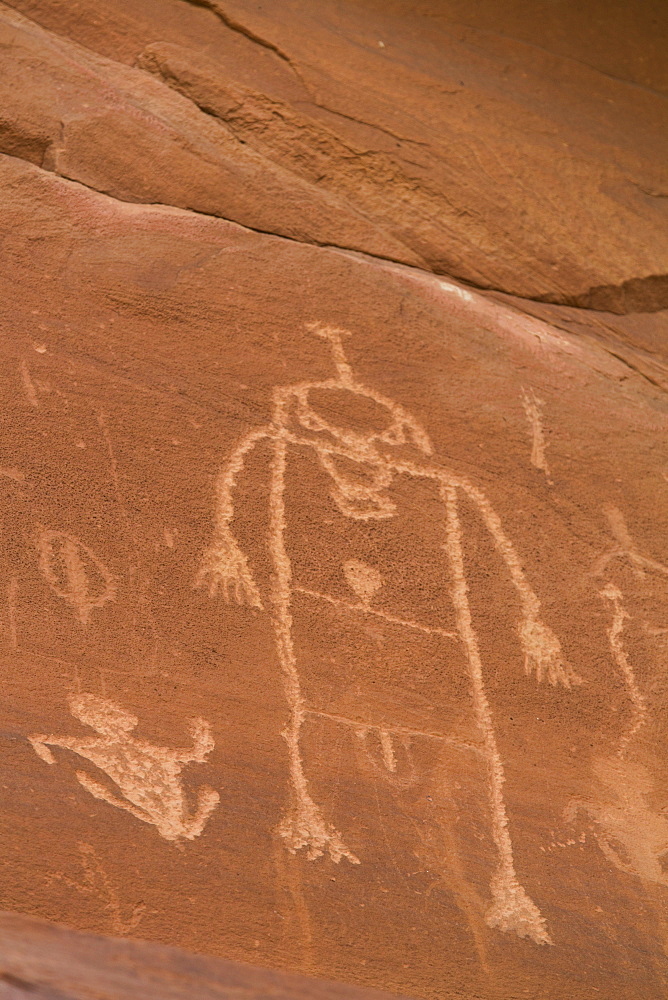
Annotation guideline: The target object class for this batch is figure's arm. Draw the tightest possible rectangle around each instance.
[452,476,581,688]
[29,735,57,764]
[75,770,154,827]
[194,426,271,608]
[178,717,215,763]
[29,734,93,764]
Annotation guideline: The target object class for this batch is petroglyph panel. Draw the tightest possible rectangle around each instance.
[1,140,667,1000]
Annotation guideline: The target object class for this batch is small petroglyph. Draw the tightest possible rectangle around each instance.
[310,708,483,756]
[343,559,383,607]
[295,585,458,639]
[600,583,647,756]
[565,756,668,888]
[520,388,551,479]
[198,322,576,935]
[53,842,146,936]
[593,506,668,579]
[29,694,219,843]
[37,529,117,626]
[378,729,397,772]
[20,361,39,408]
[415,801,491,974]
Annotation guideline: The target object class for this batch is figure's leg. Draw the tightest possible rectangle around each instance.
[595,833,642,879]
[183,786,221,840]
[268,435,359,864]
[75,771,156,829]
[441,485,551,945]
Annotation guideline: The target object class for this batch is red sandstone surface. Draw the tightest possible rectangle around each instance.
[0,2,667,998]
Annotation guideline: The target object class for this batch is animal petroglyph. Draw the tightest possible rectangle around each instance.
[198,323,579,942]
[600,584,647,756]
[37,529,117,626]
[593,506,668,580]
[520,388,551,478]
[565,756,668,888]
[30,695,220,843]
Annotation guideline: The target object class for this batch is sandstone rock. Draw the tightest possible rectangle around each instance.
[0,3,667,999]
[0,910,408,999]
[3,0,667,305]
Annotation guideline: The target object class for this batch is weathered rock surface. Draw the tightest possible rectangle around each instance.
[0,3,667,1000]
[2,0,668,306]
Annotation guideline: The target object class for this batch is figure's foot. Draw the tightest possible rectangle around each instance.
[486,871,552,945]
[276,802,360,865]
[183,786,221,840]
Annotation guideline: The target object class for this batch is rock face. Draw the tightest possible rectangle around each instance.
[0,910,410,999]
[0,3,667,999]
[2,0,668,306]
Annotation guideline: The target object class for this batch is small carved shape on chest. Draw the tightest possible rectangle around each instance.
[343,559,383,608]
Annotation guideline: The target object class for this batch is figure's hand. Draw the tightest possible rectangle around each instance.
[194,536,263,609]
[519,619,582,689]
[187,717,215,760]
[29,736,56,764]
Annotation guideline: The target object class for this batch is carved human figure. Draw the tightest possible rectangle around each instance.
[197,323,580,943]
[30,694,220,843]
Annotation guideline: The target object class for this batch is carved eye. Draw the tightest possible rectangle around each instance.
[380,423,405,446]
[299,408,325,432]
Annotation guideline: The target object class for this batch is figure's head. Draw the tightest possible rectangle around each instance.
[295,384,432,457]
[300,321,432,457]
[68,693,138,737]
